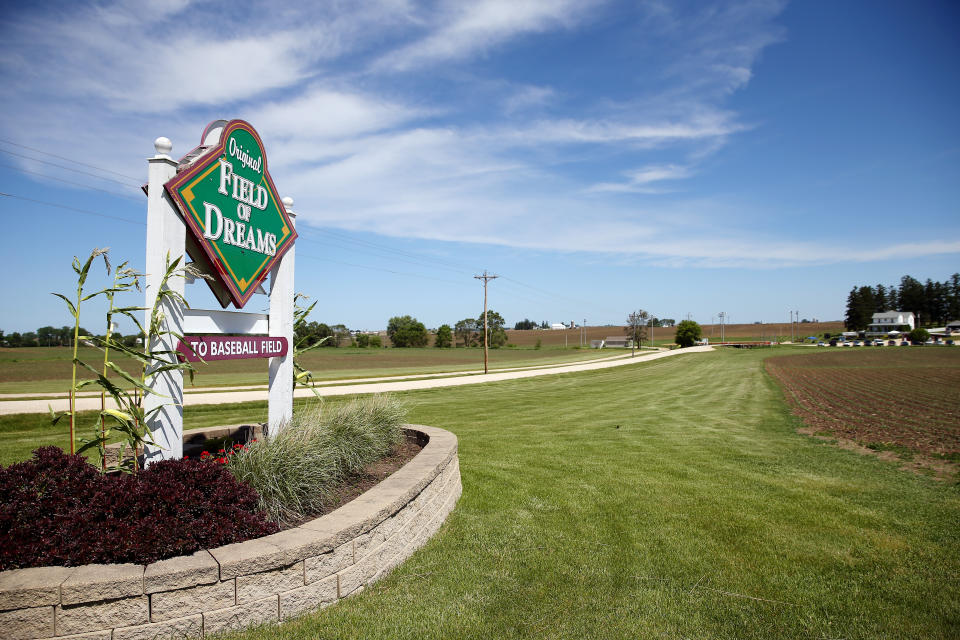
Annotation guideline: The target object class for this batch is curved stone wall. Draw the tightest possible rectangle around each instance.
[0,424,461,640]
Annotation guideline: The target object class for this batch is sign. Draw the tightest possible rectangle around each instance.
[164,120,297,309]
[176,335,288,362]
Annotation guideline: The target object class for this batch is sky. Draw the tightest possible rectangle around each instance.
[0,0,958,333]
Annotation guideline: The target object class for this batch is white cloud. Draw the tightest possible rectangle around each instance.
[373,0,603,71]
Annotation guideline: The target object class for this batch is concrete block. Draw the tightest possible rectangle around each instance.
[336,551,378,598]
[60,564,143,606]
[0,566,73,611]
[304,542,353,584]
[210,538,286,581]
[150,580,234,622]
[0,605,54,640]
[202,595,278,636]
[144,550,219,594]
[236,563,303,603]
[113,614,202,640]
[56,596,148,636]
[42,631,111,640]
[278,574,337,621]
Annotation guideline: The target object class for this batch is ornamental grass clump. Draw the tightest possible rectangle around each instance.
[226,394,407,525]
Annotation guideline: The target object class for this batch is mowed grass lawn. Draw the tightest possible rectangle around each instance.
[2,348,957,638]
[0,345,614,395]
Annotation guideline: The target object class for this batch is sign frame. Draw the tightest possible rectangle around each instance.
[163,119,297,309]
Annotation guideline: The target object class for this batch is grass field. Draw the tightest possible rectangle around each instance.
[2,347,957,638]
[0,345,617,395]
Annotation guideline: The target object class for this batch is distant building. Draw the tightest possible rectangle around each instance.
[549,323,567,330]
[602,336,632,348]
[590,339,605,349]
[867,311,915,334]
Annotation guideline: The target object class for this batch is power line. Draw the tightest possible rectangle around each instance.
[0,148,142,187]
[0,162,142,201]
[0,191,145,226]
[0,137,142,181]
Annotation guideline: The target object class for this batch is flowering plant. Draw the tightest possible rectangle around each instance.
[185,439,257,465]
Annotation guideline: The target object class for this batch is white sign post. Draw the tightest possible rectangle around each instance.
[142,127,296,466]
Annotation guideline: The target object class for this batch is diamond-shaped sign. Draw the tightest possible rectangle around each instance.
[164,120,296,309]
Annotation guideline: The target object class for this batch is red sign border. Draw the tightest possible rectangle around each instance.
[163,120,297,309]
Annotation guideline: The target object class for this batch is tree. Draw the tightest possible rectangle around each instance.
[477,310,507,348]
[329,324,351,347]
[435,324,453,348]
[514,318,537,330]
[875,284,888,313]
[454,318,479,347]
[386,315,428,347]
[7,332,22,347]
[898,275,925,318]
[675,320,702,347]
[295,320,333,347]
[624,310,649,356]
[37,325,59,346]
[21,331,38,347]
[908,327,930,344]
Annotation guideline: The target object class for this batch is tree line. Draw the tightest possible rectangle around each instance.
[844,273,960,330]
[0,326,142,348]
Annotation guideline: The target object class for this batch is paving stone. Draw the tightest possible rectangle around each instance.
[202,595,278,636]
[209,538,286,581]
[60,564,143,606]
[150,580,234,622]
[278,574,337,621]
[0,566,74,611]
[56,596,148,636]
[304,542,354,584]
[144,550,219,594]
[236,563,303,603]
[0,605,54,640]
[112,614,202,640]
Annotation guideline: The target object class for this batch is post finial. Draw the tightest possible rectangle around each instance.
[282,196,294,209]
[154,137,173,156]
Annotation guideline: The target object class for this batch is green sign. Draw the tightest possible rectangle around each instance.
[165,120,296,309]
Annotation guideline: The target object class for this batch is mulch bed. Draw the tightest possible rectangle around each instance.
[765,349,960,479]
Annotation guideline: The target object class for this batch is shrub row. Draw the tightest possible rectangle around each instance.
[0,447,278,570]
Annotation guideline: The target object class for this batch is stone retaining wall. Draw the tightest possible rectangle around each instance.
[0,424,461,639]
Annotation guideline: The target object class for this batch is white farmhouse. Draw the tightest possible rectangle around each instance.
[867,311,915,334]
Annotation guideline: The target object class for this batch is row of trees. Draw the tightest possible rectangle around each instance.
[0,326,141,348]
[384,312,510,349]
[844,273,960,330]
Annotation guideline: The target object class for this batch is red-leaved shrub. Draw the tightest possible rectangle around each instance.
[0,447,279,569]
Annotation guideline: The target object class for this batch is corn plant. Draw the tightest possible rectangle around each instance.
[53,251,201,472]
[292,293,328,397]
[50,248,110,454]
[81,253,200,471]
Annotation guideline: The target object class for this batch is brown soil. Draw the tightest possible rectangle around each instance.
[280,437,423,530]
[766,348,960,480]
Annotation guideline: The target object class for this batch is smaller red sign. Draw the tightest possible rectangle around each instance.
[177,336,288,362]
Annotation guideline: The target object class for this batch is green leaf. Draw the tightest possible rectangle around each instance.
[51,293,78,318]
[102,408,134,423]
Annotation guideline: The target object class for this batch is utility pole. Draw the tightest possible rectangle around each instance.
[474,271,498,374]
[718,312,725,343]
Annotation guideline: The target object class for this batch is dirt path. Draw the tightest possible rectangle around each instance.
[0,347,711,415]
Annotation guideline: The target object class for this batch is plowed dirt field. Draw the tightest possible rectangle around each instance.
[766,349,960,470]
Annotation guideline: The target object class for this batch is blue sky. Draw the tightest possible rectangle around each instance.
[1,0,958,333]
